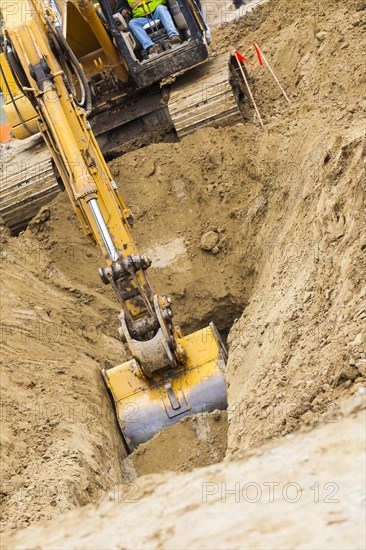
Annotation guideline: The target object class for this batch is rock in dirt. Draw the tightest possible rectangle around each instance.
[336,364,360,383]
[200,231,219,251]
[315,31,327,41]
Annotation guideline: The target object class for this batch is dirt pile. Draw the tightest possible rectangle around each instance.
[122,412,228,480]
[210,0,366,453]
[3,397,365,549]
[0,0,365,545]
[0,208,126,531]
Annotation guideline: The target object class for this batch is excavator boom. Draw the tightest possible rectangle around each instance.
[1,0,227,450]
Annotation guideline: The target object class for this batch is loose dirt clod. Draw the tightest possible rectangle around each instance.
[200,231,220,251]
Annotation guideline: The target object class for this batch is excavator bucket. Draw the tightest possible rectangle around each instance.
[102,323,227,451]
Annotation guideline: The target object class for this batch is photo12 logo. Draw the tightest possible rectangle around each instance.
[202,481,339,503]
[1,480,140,506]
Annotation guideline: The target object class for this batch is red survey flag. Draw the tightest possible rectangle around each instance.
[234,50,254,67]
[253,42,263,66]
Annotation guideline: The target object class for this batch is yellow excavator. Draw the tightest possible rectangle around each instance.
[0,0,246,233]
[0,0,243,450]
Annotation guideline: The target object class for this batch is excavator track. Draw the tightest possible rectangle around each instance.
[168,54,244,138]
[0,136,59,233]
[0,55,246,234]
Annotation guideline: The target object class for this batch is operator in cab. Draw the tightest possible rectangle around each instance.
[120,0,182,56]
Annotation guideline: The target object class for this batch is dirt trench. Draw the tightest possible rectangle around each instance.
[0,0,365,545]
[0,4,273,534]
[1,116,265,530]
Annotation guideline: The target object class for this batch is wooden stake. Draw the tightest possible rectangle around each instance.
[253,42,290,104]
[234,53,264,128]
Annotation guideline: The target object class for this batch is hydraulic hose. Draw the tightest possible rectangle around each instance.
[46,17,92,114]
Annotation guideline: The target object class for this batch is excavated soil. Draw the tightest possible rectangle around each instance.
[121,412,228,480]
[3,397,366,550]
[0,0,365,546]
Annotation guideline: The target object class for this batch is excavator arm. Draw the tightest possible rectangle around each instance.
[1,0,227,450]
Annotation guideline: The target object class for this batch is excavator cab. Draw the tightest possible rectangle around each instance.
[95,0,210,87]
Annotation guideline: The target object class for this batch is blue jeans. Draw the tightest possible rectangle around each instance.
[129,4,179,50]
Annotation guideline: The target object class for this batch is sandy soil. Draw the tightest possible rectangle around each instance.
[3,395,365,549]
[0,212,126,530]
[1,0,365,546]
[121,411,228,480]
